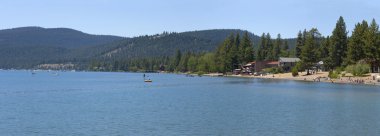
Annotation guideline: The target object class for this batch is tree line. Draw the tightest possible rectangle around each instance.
[89,31,290,73]
[89,16,380,74]
[295,17,380,74]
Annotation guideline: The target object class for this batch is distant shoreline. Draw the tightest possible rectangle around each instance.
[2,69,379,86]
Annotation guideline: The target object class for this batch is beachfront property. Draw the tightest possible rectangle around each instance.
[238,60,279,75]
[235,57,333,75]
[278,57,300,72]
[236,57,303,75]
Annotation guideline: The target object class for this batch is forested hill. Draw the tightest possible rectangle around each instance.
[0,27,125,68]
[89,29,264,59]
[0,27,296,69]
[0,27,124,48]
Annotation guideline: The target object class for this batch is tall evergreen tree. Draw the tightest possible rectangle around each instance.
[239,32,254,64]
[265,33,274,60]
[300,28,320,74]
[329,16,348,68]
[273,34,282,59]
[215,42,227,72]
[283,40,290,57]
[229,34,239,69]
[215,34,235,73]
[364,19,380,72]
[295,31,303,58]
[319,36,331,68]
[345,21,368,65]
[256,33,266,61]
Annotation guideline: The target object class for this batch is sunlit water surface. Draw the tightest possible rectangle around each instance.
[0,71,379,135]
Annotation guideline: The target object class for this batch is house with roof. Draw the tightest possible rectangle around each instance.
[278,57,300,72]
[242,61,279,74]
[239,57,302,75]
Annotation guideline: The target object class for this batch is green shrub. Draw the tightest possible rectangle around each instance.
[345,64,370,76]
[328,66,345,78]
[275,67,284,74]
[295,62,304,71]
[335,66,345,74]
[328,71,339,79]
[291,67,299,77]
[197,71,205,76]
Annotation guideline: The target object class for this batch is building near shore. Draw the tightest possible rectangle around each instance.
[238,57,305,74]
[242,61,279,74]
[279,57,300,72]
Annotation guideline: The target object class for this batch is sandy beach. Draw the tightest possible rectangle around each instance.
[206,72,380,86]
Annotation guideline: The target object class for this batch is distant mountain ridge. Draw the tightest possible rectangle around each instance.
[0,27,295,69]
[87,29,262,60]
[0,26,124,48]
[0,27,125,68]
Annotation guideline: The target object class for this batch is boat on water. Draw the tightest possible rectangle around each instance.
[143,74,152,82]
[144,79,153,82]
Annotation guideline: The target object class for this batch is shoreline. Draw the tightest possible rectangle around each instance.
[3,69,379,86]
[205,72,380,86]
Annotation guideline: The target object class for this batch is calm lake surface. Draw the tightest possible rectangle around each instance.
[0,71,380,135]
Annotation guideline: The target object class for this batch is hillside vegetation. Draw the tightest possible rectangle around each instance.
[0,27,296,69]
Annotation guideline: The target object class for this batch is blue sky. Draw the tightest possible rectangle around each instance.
[0,0,379,38]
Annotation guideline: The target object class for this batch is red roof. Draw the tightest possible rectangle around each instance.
[267,61,279,65]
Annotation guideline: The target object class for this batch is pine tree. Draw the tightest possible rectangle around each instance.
[329,16,348,68]
[300,28,320,74]
[239,32,254,64]
[265,33,273,60]
[302,29,307,44]
[295,31,303,58]
[215,41,226,72]
[345,21,368,65]
[364,19,379,60]
[320,36,332,69]
[216,44,226,72]
[256,33,266,61]
[364,19,380,72]
[215,34,235,73]
[229,34,239,70]
[283,40,290,57]
[273,34,282,60]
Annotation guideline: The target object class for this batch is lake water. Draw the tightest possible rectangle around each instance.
[0,71,380,135]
